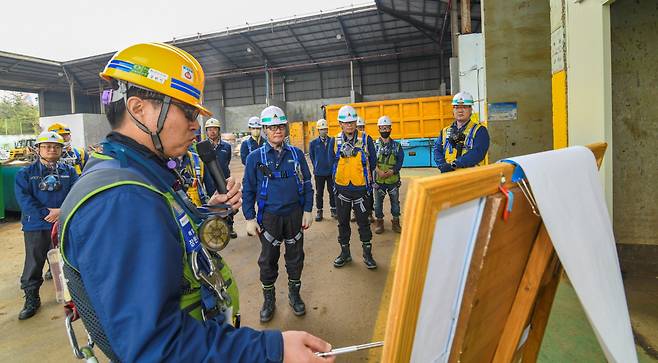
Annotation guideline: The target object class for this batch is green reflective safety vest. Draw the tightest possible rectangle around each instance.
[375,138,401,185]
[59,154,239,324]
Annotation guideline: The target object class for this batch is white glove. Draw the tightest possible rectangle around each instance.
[302,212,313,230]
[246,219,261,236]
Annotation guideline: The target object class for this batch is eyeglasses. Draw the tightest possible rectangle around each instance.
[265,124,286,131]
[144,97,200,121]
[39,144,62,150]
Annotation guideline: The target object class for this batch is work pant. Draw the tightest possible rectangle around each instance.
[374,184,401,219]
[20,229,52,291]
[336,188,373,245]
[258,207,305,285]
[314,175,336,211]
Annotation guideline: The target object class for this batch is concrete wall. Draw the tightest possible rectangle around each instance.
[564,0,614,212]
[482,0,554,162]
[611,0,658,248]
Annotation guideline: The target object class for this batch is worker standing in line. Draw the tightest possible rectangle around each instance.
[308,119,336,221]
[15,131,78,320]
[177,145,208,207]
[331,105,378,270]
[243,106,314,323]
[203,118,238,239]
[433,91,490,172]
[48,122,88,175]
[351,116,374,223]
[240,116,265,165]
[372,116,404,234]
[59,43,332,362]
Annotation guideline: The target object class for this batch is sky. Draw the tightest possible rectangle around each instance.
[0,0,371,61]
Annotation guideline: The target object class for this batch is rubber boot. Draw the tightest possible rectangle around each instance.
[288,280,306,316]
[362,242,377,269]
[229,225,238,239]
[315,209,323,222]
[18,288,41,320]
[374,219,385,234]
[333,244,352,268]
[392,217,402,233]
[330,208,338,220]
[259,286,276,323]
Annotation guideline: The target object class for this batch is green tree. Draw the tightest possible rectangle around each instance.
[0,93,39,135]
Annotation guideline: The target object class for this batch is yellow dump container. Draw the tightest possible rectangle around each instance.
[325,96,455,139]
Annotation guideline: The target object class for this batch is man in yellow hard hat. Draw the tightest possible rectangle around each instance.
[58,43,333,362]
[47,122,88,175]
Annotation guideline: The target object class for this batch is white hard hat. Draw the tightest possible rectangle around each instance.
[248,116,261,129]
[35,131,65,146]
[337,105,358,123]
[260,106,288,126]
[452,91,474,106]
[205,118,221,129]
[356,117,366,127]
[316,119,328,130]
[377,115,392,127]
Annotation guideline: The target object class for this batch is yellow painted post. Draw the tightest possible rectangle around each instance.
[552,70,568,149]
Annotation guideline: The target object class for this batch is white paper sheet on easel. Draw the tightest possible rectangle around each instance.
[410,198,485,363]
[508,146,637,363]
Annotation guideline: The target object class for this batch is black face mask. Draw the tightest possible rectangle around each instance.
[380,131,391,139]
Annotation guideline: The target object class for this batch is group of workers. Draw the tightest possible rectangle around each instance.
[13,42,489,362]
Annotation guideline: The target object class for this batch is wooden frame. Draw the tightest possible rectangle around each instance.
[382,143,607,362]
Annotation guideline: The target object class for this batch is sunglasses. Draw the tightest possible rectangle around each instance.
[144,97,200,121]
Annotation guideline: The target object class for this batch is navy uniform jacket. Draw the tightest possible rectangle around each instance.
[62,132,283,362]
[240,136,264,166]
[309,136,335,177]
[15,160,78,231]
[242,142,313,220]
[433,123,490,172]
[203,139,232,196]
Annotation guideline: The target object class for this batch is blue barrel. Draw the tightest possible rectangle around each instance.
[399,138,436,168]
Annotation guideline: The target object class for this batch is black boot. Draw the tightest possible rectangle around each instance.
[330,208,338,220]
[315,209,323,222]
[259,286,276,323]
[333,244,352,268]
[362,242,377,269]
[18,288,41,320]
[229,225,238,239]
[288,280,306,316]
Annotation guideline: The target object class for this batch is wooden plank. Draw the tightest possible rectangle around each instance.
[492,224,554,362]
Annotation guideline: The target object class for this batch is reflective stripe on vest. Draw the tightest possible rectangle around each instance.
[59,156,239,324]
[333,131,370,189]
[375,139,400,185]
[441,121,482,165]
[256,146,304,225]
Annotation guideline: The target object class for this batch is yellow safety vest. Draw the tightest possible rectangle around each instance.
[333,131,370,188]
[440,120,484,165]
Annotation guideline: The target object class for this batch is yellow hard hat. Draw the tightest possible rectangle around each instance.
[100,43,211,116]
[48,122,71,135]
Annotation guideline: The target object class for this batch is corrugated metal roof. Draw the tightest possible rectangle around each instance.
[0,2,471,94]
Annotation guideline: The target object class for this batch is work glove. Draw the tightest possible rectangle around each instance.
[302,211,313,230]
[246,219,261,236]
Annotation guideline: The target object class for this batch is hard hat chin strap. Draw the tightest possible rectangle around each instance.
[118,81,171,156]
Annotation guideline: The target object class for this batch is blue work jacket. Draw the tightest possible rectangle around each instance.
[240,136,264,166]
[309,136,335,177]
[242,142,313,220]
[15,160,78,231]
[203,139,232,196]
[433,121,490,172]
[62,133,283,362]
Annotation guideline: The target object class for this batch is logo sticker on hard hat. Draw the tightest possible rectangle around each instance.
[147,68,168,84]
[182,65,194,82]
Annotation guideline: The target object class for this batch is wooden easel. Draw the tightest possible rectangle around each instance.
[382,143,607,362]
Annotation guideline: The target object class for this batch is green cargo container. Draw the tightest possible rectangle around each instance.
[1,161,29,214]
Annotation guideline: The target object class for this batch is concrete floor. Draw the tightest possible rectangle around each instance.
[0,161,655,362]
